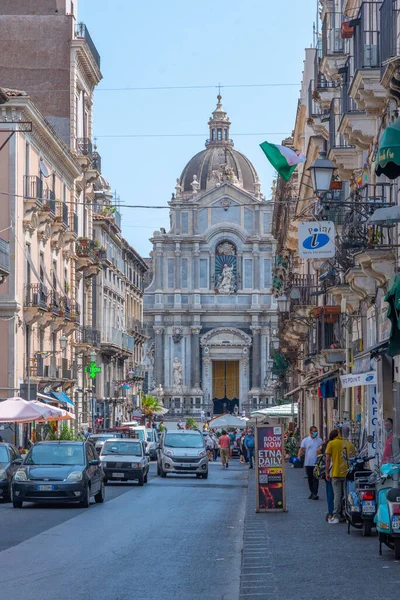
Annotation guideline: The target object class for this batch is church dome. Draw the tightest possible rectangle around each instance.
[179,96,260,196]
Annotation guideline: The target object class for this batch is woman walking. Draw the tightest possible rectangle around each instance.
[205,433,214,461]
[319,429,338,522]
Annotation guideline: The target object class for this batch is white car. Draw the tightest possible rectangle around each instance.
[100,438,150,486]
[146,428,158,460]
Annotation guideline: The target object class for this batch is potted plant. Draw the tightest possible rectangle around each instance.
[341,21,354,38]
[79,237,89,247]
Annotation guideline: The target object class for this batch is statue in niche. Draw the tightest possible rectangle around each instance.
[217,263,235,294]
[173,357,183,388]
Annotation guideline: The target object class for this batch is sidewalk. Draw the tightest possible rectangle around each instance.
[239,465,400,600]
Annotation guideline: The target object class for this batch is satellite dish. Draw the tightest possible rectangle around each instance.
[39,160,50,178]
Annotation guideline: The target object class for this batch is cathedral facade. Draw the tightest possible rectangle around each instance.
[144,98,277,416]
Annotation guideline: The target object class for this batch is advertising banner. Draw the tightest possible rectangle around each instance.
[255,425,286,513]
[298,221,335,259]
[340,370,376,389]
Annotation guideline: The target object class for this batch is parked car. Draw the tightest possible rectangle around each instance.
[157,430,208,479]
[0,442,23,502]
[146,428,158,460]
[100,439,149,486]
[11,441,104,508]
[88,433,123,455]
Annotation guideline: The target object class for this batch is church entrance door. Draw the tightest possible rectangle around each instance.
[212,360,239,416]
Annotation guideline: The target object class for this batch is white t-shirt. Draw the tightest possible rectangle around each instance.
[301,436,323,467]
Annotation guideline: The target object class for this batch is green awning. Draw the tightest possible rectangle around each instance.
[376,117,400,180]
[384,273,400,357]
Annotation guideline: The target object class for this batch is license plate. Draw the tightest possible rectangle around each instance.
[362,501,375,513]
[37,485,54,491]
[393,517,400,530]
[112,472,124,477]
[180,464,192,468]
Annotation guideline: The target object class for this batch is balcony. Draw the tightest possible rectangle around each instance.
[328,99,358,179]
[101,327,123,355]
[0,238,10,283]
[122,333,135,353]
[76,23,101,70]
[321,11,347,77]
[24,176,43,203]
[91,150,101,172]
[76,138,93,158]
[24,283,50,324]
[314,188,350,225]
[75,326,101,348]
[75,238,101,275]
[289,274,319,316]
[29,356,73,381]
[126,366,145,380]
[380,0,400,98]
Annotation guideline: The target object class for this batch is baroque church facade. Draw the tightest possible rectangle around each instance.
[144,97,277,416]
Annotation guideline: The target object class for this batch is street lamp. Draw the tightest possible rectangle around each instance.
[308,151,335,195]
[277,295,290,314]
[59,335,68,351]
[90,350,97,363]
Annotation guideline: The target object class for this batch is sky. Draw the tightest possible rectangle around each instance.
[79,0,318,257]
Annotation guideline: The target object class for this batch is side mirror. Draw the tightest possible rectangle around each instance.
[89,459,100,466]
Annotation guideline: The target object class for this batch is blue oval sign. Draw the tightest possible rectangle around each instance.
[366,375,374,382]
[302,232,330,250]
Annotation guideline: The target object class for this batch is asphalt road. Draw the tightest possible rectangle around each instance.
[0,461,247,600]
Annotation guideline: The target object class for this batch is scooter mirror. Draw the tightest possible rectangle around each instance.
[367,435,374,443]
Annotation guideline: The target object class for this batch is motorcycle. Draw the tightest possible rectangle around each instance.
[344,452,376,537]
[374,462,400,558]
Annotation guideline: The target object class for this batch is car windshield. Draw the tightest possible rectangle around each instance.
[25,444,84,466]
[0,446,9,462]
[164,433,204,449]
[131,430,144,440]
[146,430,154,441]
[102,441,142,456]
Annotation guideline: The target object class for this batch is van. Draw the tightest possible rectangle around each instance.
[157,430,208,479]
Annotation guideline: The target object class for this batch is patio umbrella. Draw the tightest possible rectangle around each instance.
[0,397,55,423]
[32,401,75,421]
[208,414,248,428]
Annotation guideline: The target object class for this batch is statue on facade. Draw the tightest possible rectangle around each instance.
[172,357,183,388]
[217,263,235,294]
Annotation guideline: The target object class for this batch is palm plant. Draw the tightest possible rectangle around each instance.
[185,417,198,430]
[141,394,163,425]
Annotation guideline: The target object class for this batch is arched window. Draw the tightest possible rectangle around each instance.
[217,128,222,141]
[211,128,216,140]
[215,241,237,294]
[224,128,228,140]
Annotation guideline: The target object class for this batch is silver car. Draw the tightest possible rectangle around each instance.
[146,428,158,460]
[157,430,208,479]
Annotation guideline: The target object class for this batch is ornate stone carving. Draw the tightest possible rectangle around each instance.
[23,212,38,235]
[216,241,235,255]
[191,326,202,335]
[191,175,200,194]
[37,222,51,245]
[203,357,210,375]
[172,357,183,389]
[172,326,183,343]
[250,325,262,334]
[216,263,235,294]
[153,326,164,335]
[242,357,249,375]
[200,327,252,348]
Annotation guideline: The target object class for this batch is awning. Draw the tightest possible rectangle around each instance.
[368,205,400,226]
[384,273,400,357]
[51,391,74,407]
[283,368,339,398]
[375,116,400,179]
[37,393,58,403]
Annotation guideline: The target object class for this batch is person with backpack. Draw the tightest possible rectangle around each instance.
[244,428,256,469]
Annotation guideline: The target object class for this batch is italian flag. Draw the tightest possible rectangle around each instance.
[260,141,306,182]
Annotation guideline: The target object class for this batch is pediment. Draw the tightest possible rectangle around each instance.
[200,327,252,347]
[196,182,264,207]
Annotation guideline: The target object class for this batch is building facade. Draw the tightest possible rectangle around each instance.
[144,98,277,417]
[273,0,400,455]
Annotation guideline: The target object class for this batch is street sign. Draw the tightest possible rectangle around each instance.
[340,370,377,388]
[298,221,335,259]
[85,361,101,379]
[255,425,287,513]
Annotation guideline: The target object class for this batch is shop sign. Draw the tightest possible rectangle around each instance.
[366,386,378,465]
[340,370,377,388]
[298,221,335,259]
[255,425,286,513]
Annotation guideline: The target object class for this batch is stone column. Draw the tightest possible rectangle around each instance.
[250,326,262,389]
[191,326,202,389]
[155,246,163,290]
[175,243,181,290]
[154,326,164,386]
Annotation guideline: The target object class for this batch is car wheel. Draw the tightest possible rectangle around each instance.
[138,473,144,486]
[157,463,161,476]
[4,484,11,503]
[144,470,148,484]
[95,481,105,503]
[11,488,22,508]
[80,485,91,508]
[161,469,167,478]
[202,472,208,479]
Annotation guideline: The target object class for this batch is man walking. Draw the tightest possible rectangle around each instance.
[219,430,231,469]
[298,426,322,499]
[325,424,356,523]
[244,428,256,469]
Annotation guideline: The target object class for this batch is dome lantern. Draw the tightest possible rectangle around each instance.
[207,94,232,148]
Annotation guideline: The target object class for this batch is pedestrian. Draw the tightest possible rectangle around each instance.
[244,428,255,469]
[317,429,338,521]
[212,431,219,462]
[219,429,231,469]
[325,424,356,524]
[200,409,205,423]
[228,429,236,457]
[239,432,246,464]
[177,419,184,430]
[382,418,393,464]
[298,426,323,499]
[158,420,166,432]
[205,433,214,461]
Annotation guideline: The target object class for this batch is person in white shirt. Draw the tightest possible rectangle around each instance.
[298,426,323,500]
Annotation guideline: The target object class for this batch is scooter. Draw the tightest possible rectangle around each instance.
[374,462,400,558]
[344,453,376,537]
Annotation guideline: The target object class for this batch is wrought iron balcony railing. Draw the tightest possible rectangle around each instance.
[24,283,48,310]
[289,274,319,308]
[76,326,101,347]
[353,1,381,70]
[76,23,101,69]
[24,176,43,203]
[380,0,399,74]
[76,138,93,158]
[322,11,345,57]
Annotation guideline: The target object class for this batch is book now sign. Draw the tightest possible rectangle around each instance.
[340,371,377,389]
